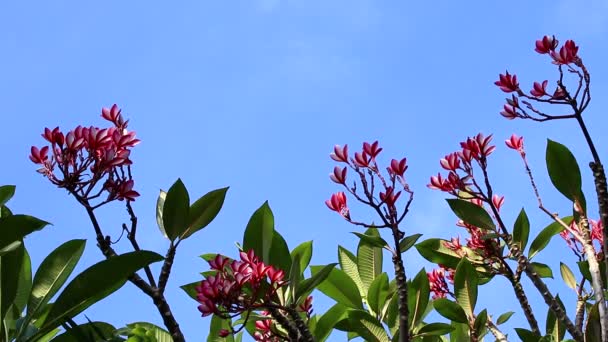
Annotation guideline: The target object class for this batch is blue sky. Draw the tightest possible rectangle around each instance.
[2,1,608,340]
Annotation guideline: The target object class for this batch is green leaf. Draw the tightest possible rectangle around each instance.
[28,239,86,319]
[347,310,390,342]
[156,190,168,239]
[352,232,388,249]
[585,303,601,341]
[180,281,199,302]
[291,241,313,275]
[310,265,362,309]
[208,315,234,342]
[446,199,495,230]
[546,139,583,203]
[515,328,541,342]
[545,295,566,341]
[528,217,573,259]
[32,250,163,340]
[338,246,365,297]
[12,247,32,316]
[473,309,487,337]
[243,202,275,263]
[496,311,514,325]
[577,260,606,286]
[126,322,173,342]
[296,263,337,300]
[385,290,399,336]
[399,234,423,253]
[162,179,190,241]
[415,239,462,269]
[0,185,15,207]
[449,322,469,342]
[416,323,454,337]
[560,262,577,289]
[357,228,383,293]
[52,321,116,341]
[408,268,430,328]
[367,273,389,316]
[433,298,468,323]
[288,253,301,304]
[0,240,22,256]
[530,262,553,278]
[513,208,530,251]
[314,304,349,342]
[268,230,291,273]
[454,259,478,317]
[0,214,50,250]
[1,205,12,218]
[182,187,228,239]
[0,244,25,325]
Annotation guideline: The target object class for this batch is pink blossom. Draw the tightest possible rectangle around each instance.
[380,186,401,208]
[325,192,350,220]
[551,40,579,65]
[495,71,519,93]
[530,80,549,97]
[389,158,408,177]
[535,35,558,54]
[363,141,382,160]
[505,134,525,155]
[330,145,349,163]
[492,195,505,211]
[330,166,347,184]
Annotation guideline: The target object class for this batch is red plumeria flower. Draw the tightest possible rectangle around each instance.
[535,35,558,54]
[353,151,371,168]
[428,172,459,192]
[443,236,463,255]
[330,145,349,163]
[427,268,450,299]
[500,104,518,120]
[492,195,505,211]
[102,104,129,130]
[551,39,579,65]
[460,133,495,160]
[267,266,286,286]
[440,153,460,171]
[299,295,313,316]
[209,254,230,271]
[363,141,382,160]
[505,134,525,154]
[388,158,408,177]
[330,166,347,184]
[325,192,350,220]
[29,146,49,164]
[495,71,519,93]
[42,127,65,145]
[380,186,401,207]
[115,180,140,201]
[530,80,549,97]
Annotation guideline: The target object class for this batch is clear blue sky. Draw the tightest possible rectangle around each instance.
[2,1,608,340]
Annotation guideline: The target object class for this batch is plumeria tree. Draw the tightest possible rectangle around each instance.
[1,34,605,342]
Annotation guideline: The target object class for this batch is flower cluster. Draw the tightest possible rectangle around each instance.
[428,133,495,195]
[495,36,585,120]
[560,219,605,258]
[427,267,453,299]
[29,104,140,202]
[196,250,287,318]
[326,141,411,226]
